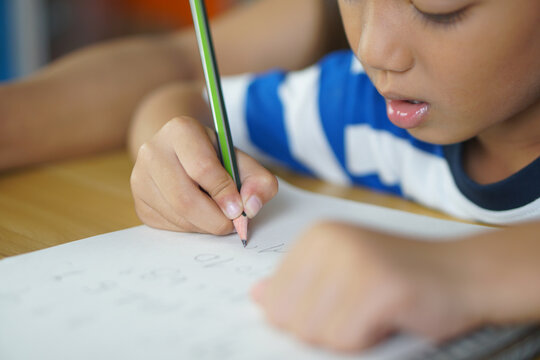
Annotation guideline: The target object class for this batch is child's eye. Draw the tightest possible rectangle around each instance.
[412,4,469,27]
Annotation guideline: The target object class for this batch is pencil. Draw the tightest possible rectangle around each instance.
[189,0,248,247]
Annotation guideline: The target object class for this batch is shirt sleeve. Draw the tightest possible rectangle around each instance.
[222,50,365,183]
[221,50,442,193]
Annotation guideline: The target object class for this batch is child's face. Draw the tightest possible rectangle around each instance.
[339,0,540,145]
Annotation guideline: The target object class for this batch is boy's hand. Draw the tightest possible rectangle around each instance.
[252,221,481,352]
[130,116,278,234]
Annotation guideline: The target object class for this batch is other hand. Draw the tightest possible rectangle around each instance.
[252,221,481,352]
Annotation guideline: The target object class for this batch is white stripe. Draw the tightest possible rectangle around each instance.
[345,125,403,184]
[278,66,350,185]
[221,74,277,166]
[351,55,365,74]
[345,125,540,224]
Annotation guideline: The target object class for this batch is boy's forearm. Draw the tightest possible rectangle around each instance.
[0,33,200,170]
[210,0,347,74]
[452,221,540,325]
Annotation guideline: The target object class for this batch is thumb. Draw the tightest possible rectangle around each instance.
[237,151,279,219]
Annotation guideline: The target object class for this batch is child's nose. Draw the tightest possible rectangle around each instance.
[356,1,414,74]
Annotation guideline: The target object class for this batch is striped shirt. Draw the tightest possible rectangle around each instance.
[222,50,540,225]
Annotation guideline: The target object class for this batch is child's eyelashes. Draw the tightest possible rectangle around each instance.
[411,4,470,28]
[339,0,470,29]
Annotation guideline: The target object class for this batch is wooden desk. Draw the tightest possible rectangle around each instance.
[0,150,464,259]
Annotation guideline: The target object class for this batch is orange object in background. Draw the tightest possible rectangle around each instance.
[120,0,236,27]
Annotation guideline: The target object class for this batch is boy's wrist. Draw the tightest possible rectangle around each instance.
[433,238,492,328]
[443,229,536,327]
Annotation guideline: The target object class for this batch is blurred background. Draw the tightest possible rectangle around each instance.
[0,0,242,82]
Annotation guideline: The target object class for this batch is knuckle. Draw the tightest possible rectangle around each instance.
[136,142,155,163]
[208,175,234,199]
[190,156,218,181]
[255,172,279,199]
[164,116,198,135]
[172,193,195,215]
[265,174,279,198]
[241,168,278,201]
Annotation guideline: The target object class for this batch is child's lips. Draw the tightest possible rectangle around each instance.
[385,99,430,129]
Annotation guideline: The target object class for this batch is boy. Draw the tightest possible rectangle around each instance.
[128,0,540,352]
[1,0,538,353]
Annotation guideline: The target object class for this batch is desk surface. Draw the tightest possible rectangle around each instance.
[0,150,465,259]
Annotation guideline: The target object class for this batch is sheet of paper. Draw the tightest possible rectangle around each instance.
[0,180,489,360]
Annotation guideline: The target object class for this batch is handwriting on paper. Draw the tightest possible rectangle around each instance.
[1,180,484,359]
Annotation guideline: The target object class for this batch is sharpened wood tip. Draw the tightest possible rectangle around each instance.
[233,215,248,246]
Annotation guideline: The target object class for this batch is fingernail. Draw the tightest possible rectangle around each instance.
[244,196,262,218]
[225,200,243,219]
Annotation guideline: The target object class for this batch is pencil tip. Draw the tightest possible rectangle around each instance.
[233,215,249,247]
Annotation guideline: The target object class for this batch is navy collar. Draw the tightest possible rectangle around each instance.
[443,143,540,211]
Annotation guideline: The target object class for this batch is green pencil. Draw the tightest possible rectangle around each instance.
[189,0,248,247]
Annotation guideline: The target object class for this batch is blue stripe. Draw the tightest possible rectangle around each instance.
[245,70,313,175]
[318,51,350,177]
[243,50,446,196]
[0,0,14,81]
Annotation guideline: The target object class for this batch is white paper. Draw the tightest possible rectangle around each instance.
[0,180,489,360]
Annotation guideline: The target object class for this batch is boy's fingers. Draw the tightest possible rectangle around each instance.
[321,289,393,352]
[135,133,234,235]
[148,149,234,235]
[237,151,279,218]
[134,196,196,232]
[251,278,270,303]
[131,154,207,233]
[167,117,244,220]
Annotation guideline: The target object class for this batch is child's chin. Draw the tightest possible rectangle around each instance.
[407,127,471,146]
